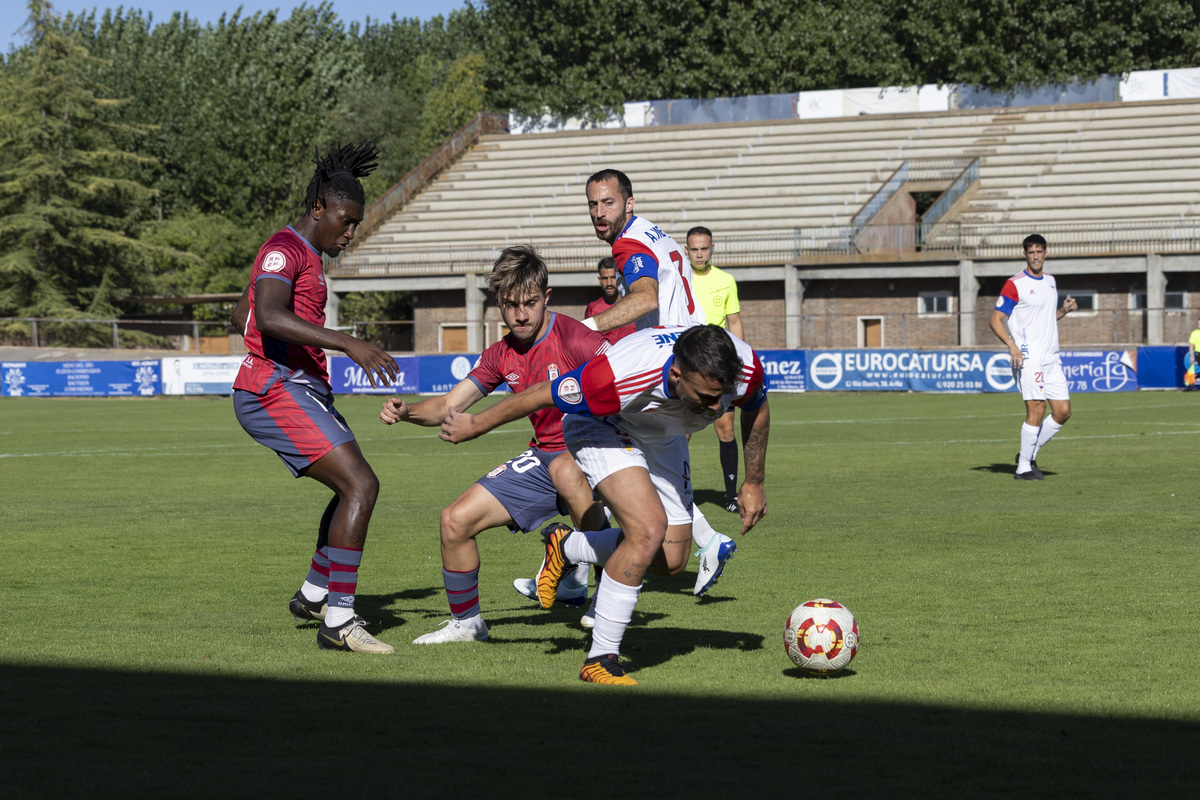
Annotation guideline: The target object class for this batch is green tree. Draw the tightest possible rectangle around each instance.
[416,51,489,155]
[0,0,182,345]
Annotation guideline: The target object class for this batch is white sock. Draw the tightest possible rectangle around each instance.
[564,528,621,565]
[588,573,641,658]
[300,581,326,603]
[1033,418,1063,459]
[325,606,354,627]
[564,562,591,587]
[691,505,719,549]
[1018,423,1039,472]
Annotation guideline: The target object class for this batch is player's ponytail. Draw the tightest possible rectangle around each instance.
[303,139,379,212]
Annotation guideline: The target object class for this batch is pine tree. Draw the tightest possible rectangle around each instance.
[0,0,177,345]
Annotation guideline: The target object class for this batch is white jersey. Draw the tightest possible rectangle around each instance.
[612,215,707,330]
[550,326,766,442]
[995,269,1061,364]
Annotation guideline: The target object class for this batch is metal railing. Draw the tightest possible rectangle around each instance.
[0,318,231,350]
[922,158,979,227]
[4,309,1195,354]
[852,163,907,230]
[907,157,976,182]
[329,218,1200,277]
[347,308,1200,353]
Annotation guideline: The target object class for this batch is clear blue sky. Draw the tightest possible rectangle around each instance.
[2,1,470,54]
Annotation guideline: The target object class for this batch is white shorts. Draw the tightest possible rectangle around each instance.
[563,415,694,526]
[1018,357,1070,402]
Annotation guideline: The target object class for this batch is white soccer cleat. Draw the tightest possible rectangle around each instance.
[316,618,395,654]
[580,595,596,629]
[413,617,489,644]
[412,617,489,644]
[694,533,738,596]
[512,577,589,606]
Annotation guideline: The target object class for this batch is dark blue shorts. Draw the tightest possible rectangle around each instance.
[476,447,570,532]
[233,379,356,478]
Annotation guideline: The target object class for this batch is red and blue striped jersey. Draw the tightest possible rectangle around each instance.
[234,227,330,392]
[468,312,609,451]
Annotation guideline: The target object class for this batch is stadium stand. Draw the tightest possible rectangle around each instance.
[329,99,1200,353]
[339,98,1200,269]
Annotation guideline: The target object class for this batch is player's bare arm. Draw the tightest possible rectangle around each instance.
[727,311,745,342]
[255,278,398,388]
[989,308,1023,369]
[439,380,555,443]
[590,276,659,331]
[230,287,250,332]
[1057,296,1077,319]
[737,398,770,534]
[380,379,484,426]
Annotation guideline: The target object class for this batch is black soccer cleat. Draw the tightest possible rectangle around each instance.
[1015,453,1039,472]
[1014,466,1044,481]
[289,590,327,623]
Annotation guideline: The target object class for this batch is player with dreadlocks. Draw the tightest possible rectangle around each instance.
[231,140,400,653]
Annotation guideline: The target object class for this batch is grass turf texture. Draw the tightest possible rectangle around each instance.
[2,391,1198,796]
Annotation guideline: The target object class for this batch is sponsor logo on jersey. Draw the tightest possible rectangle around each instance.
[652,332,683,347]
[505,372,520,384]
[558,376,583,405]
[262,251,286,273]
[548,363,559,380]
[486,464,508,479]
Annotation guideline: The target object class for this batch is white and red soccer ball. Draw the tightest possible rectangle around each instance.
[784,599,859,675]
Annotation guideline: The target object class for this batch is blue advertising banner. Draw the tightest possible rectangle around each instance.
[1132,346,1185,389]
[757,350,806,392]
[2,360,160,397]
[805,349,1007,392]
[412,354,509,395]
[804,349,1137,393]
[1058,350,1137,393]
[329,355,420,395]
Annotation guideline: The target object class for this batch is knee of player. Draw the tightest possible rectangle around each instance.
[624,520,667,552]
[355,469,381,501]
[1054,408,1072,424]
[438,504,476,541]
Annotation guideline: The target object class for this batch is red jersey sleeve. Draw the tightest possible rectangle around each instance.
[467,342,506,394]
[612,237,659,283]
[556,313,610,368]
[253,239,306,287]
[732,350,768,412]
[551,356,620,416]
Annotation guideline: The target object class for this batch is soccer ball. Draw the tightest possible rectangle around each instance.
[784,599,859,675]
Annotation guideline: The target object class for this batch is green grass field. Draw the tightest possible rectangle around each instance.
[3,390,1199,796]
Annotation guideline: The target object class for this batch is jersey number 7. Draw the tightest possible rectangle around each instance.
[670,251,697,314]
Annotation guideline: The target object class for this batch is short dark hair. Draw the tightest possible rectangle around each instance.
[686,226,713,241]
[303,139,379,212]
[1023,233,1047,251]
[597,256,616,274]
[673,324,741,390]
[586,169,633,200]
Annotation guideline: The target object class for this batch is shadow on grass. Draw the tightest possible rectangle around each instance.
[4,662,1196,797]
[972,462,1056,477]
